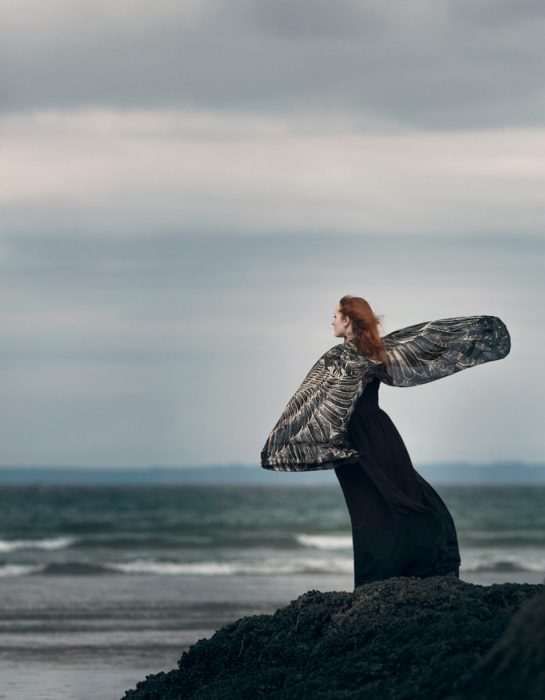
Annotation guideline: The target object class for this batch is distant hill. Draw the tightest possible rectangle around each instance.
[0,462,544,485]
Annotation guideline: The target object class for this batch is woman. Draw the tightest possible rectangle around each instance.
[261,295,511,588]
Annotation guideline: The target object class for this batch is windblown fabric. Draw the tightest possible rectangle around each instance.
[260,315,510,472]
[376,315,511,387]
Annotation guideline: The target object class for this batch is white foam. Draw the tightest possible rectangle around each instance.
[0,563,44,576]
[107,557,353,576]
[296,534,352,550]
[0,536,77,553]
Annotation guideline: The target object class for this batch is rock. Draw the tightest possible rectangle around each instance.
[121,576,543,700]
[451,587,545,700]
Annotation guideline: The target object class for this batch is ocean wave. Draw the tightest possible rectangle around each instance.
[462,554,545,574]
[2,552,543,577]
[75,534,301,550]
[467,529,545,540]
[107,557,354,576]
[0,536,77,553]
[463,562,544,573]
[38,562,115,575]
[296,534,352,550]
[1,557,353,577]
[0,563,44,576]
[460,530,545,548]
[75,535,214,549]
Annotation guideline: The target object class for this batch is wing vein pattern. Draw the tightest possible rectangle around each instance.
[261,315,510,472]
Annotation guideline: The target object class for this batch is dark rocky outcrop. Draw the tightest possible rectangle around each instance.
[122,576,544,700]
[453,583,545,700]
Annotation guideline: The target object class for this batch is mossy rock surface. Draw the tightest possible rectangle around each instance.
[453,585,545,700]
[121,576,544,700]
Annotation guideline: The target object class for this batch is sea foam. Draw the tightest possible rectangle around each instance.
[0,536,77,553]
[296,534,352,550]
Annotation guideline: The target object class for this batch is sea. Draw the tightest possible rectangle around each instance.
[1,482,545,700]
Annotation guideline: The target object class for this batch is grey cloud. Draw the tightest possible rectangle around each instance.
[1,1,545,128]
[451,0,545,27]
[4,110,545,240]
[238,0,382,38]
[4,230,543,290]
[0,233,545,330]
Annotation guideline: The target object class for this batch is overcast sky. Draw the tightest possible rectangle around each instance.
[1,1,544,469]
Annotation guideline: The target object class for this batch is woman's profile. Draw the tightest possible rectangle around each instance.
[261,295,511,588]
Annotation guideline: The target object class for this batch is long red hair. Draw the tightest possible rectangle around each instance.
[339,295,388,364]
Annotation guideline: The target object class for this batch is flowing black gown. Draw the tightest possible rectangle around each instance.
[334,376,461,587]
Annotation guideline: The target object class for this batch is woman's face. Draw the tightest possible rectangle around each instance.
[332,303,351,338]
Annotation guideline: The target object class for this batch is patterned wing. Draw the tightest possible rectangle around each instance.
[377,315,511,387]
[261,342,380,472]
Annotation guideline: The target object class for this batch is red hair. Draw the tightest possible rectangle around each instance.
[339,295,388,364]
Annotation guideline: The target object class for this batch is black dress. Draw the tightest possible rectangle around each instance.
[334,376,461,587]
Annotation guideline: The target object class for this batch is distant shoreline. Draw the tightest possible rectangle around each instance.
[0,462,544,485]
